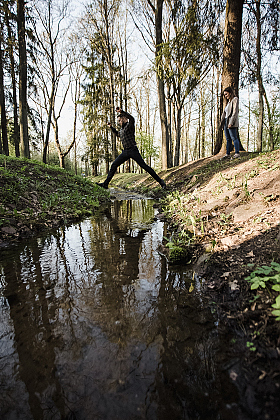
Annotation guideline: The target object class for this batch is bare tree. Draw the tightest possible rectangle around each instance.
[3,0,20,156]
[32,0,71,164]
[131,0,171,169]
[242,0,280,152]
[17,0,29,157]
[0,18,9,156]
[69,33,83,173]
[52,31,83,169]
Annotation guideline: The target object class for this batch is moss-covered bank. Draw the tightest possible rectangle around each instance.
[0,155,110,244]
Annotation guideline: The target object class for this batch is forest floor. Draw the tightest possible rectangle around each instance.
[1,150,280,419]
[104,149,280,420]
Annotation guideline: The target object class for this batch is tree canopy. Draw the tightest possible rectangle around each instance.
[0,0,279,173]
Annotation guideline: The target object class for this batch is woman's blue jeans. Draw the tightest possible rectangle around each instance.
[224,119,239,155]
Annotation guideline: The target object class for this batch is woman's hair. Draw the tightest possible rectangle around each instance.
[223,86,236,100]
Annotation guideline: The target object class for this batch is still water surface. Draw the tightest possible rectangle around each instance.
[0,196,239,420]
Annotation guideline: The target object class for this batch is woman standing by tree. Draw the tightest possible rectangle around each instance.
[220,87,240,159]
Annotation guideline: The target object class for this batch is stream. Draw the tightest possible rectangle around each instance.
[0,190,241,420]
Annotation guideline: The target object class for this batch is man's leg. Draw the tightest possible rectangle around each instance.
[97,150,129,188]
[129,147,166,188]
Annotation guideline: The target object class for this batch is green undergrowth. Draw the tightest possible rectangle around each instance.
[0,155,110,236]
[163,230,194,264]
[246,262,280,321]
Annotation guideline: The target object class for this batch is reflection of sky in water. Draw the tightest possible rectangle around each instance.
[0,199,239,420]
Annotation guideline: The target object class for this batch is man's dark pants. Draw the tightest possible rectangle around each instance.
[104,146,162,186]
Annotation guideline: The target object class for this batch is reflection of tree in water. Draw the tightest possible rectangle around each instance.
[1,237,68,419]
[88,200,152,347]
[0,198,239,419]
[0,197,159,419]
[86,200,237,418]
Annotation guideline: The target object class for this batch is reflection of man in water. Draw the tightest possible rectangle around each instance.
[96,107,166,190]
[102,202,147,283]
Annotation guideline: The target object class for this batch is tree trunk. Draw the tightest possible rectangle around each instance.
[155,0,170,170]
[210,68,215,155]
[108,67,116,159]
[70,73,81,173]
[0,26,9,156]
[53,110,77,170]
[184,104,191,163]
[263,86,274,151]
[74,139,77,175]
[222,0,244,95]
[17,0,29,158]
[42,84,55,163]
[257,89,264,152]
[174,105,182,166]
[198,103,201,159]
[166,83,172,166]
[193,126,199,161]
[247,89,250,151]
[4,3,20,156]
[214,67,223,154]
[214,0,244,155]
[105,130,110,173]
[255,0,263,152]
[200,86,206,158]
[53,118,64,168]
[104,8,116,161]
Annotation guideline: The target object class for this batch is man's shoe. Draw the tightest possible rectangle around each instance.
[231,153,240,159]
[220,154,230,161]
[96,182,108,189]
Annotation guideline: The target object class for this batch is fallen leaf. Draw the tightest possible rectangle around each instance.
[246,251,254,257]
[229,280,239,291]
[221,272,231,277]
[189,283,194,293]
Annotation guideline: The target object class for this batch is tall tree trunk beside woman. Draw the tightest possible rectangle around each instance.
[214,0,244,155]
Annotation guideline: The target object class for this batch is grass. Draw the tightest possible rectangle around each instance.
[0,155,110,239]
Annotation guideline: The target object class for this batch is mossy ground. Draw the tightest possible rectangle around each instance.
[0,155,110,244]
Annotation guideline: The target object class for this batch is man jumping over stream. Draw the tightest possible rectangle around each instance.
[96,107,166,190]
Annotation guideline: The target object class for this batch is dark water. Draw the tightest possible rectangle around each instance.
[0,196,240,420]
